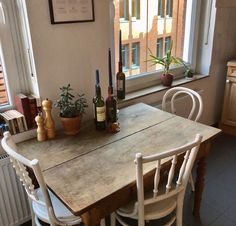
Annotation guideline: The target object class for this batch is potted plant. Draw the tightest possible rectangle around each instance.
[55,84,88,135]
[148,41,181,86]
[179,59,194,79]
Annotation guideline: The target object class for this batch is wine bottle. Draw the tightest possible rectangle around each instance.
[106,86,117,123]
[106,49,117,124]
[94,70,106,130]
[116,30,126,99]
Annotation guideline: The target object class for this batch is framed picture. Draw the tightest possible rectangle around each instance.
[48,0,95,24]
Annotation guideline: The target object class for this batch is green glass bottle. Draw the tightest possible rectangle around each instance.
[94,70,106,130]
[116,30,126,99]
[106,86,117,123]
[116,61,126,99]
[106,49,117,124]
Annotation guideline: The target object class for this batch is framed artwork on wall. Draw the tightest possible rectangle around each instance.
[48,0,95,24]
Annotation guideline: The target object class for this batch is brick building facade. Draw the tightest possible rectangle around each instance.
[114,0,186,77]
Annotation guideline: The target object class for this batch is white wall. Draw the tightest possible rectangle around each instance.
[25,0,111,125]
[24,0,236,127]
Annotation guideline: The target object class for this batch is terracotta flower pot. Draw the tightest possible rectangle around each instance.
[60,115,82,135]
[161,73,173,86]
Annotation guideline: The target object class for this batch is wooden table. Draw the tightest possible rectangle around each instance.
[17,103,221,226]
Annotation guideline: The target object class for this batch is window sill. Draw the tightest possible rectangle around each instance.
[118,74,209,103]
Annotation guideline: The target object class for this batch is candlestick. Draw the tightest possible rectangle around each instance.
[96,69,100,85]
[108,48,112,87]
[119,30,122,64]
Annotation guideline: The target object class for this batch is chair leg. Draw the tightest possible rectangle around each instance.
[189,173,195,192]
[176,193,184,226]
[28,198,36,226]
[100,218,106,226]
[110,213,116,226]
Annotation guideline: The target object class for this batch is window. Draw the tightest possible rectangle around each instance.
[0,0,38,110]
[132,0,140,19]
[158,0,164,18]
[114,0,201,91]
[165,36,171,54]
[122,44,129,70]
[0,61,8,105]
[120,0,129,20]
[132,42,140,68]
[156,38,163,58]
[166,0,173,17]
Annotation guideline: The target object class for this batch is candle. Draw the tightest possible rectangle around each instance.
[119,30,122,64]
[96,69,100,85]
[108,48,112,87]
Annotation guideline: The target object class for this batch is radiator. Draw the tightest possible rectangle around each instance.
[0,154,31,226]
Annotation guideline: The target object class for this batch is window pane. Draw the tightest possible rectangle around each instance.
[166,0,173,17]
[132,0,140,19]
[156,38,163,58]
[122,44,129,70]
[132,42,140,67]
[0,63,9,105]
[158,0,164,17]
[120,0,129,20]
[165,36,171,54]
[114,0,187,77]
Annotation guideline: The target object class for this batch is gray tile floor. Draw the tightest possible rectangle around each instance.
[21,133,236,226]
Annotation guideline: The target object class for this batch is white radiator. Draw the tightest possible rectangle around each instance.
[0,154,31,226]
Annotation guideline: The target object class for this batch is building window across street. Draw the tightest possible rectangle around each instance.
[131,42,140,68]
[158,0,164,18]
[156,38,163,58]
[120,0,129,20]
[122,44,129,71]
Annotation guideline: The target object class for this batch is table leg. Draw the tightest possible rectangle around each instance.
[193,141,211,217]
[82,211,101,226]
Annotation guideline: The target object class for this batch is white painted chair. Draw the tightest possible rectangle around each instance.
[161,87,203,122]
[113,134,202,226]
[1,131,102,226]
[162,87,203,191]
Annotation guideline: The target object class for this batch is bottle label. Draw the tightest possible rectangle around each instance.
[117,80,124,91]
[96,106,105,122]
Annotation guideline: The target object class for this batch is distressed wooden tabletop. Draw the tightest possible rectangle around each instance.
[17,103,221,215]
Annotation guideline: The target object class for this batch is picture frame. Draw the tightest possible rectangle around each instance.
[48,0,95,24]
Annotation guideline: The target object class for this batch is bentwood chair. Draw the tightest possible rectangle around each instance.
[1,132,106,226]
[162,87,203,191]
[113,134,202,226]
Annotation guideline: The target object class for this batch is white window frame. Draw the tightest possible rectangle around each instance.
[0,0,23,110]
[0,0,38,110]
[111,0,202,93]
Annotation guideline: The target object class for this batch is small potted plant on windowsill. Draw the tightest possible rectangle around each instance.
[148,41,181,86]
[55,84,88,135]
[179,59,194,79]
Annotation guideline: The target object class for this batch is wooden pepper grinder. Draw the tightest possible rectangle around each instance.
[35,113,47,142]
[42,98,55,139]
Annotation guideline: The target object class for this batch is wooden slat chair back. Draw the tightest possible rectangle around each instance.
[115,134,202,226]
[1,132,82,226]
[162,87,203,122]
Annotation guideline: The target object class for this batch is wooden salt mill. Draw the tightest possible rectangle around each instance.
[35,113,47,142]
[42,98,55,139]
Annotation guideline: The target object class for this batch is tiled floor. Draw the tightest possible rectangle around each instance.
[21,133,236,226]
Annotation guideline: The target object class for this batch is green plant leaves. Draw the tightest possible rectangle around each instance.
[55,84,88,118]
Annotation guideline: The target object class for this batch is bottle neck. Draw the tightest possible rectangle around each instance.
[95,85,101,98]
[108,86,113,96]
[118,62,122,72]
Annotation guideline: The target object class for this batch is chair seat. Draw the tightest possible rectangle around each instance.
[33,188,81,224]
[117,189,177,221]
